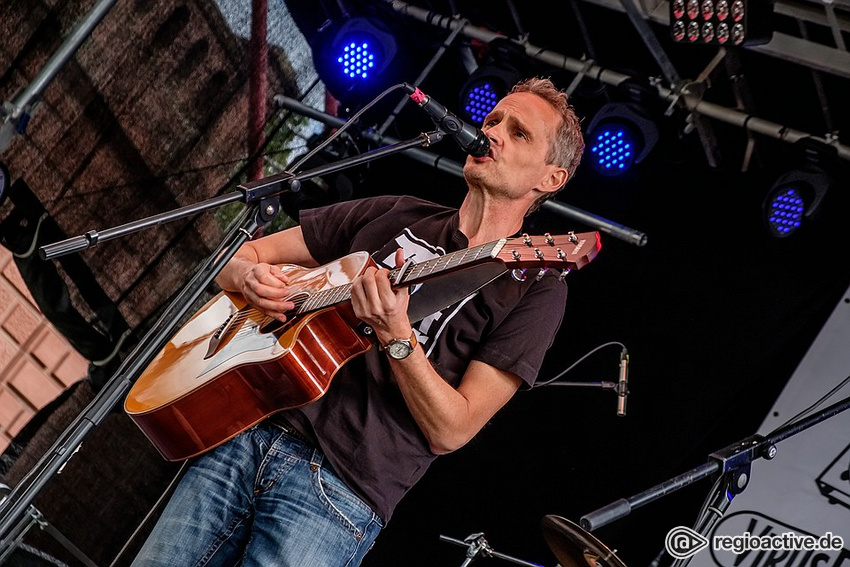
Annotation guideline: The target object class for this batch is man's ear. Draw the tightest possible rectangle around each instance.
[541,165,569,195]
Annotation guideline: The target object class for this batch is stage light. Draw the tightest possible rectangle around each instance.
[762,139,835,238]
[670,0,774,45]
[585,102,658,177]
[458,39,526,125]
[310,16,399,107]
[459,66,523,125]
[461,80,502,125]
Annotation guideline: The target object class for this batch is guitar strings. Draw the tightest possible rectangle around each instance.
[223,240,504,339]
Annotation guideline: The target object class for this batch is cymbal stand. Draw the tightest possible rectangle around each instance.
[578,393,850,567]
[440,533,544,567]
[667,474,734,567]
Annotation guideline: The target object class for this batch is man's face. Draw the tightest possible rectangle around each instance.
[462,91,563,200]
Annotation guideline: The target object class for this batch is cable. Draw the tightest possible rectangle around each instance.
[287,82,406,173]
[768,373,850,434]
[534,340,626,387]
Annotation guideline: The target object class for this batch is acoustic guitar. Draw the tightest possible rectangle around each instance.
[124,231,601,461]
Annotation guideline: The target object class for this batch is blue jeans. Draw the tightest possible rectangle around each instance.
[130,421,383,567]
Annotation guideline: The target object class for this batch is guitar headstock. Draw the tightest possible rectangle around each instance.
[497,232,602,280]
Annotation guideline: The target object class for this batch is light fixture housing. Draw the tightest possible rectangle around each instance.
[670,0,775,45]
[459,76,504,126]
[310,16,400,107]
[585,102,659,177]
[458,38,527,125]
[762,138,836,238]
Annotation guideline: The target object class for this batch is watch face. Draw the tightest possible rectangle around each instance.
[387,340,413,359]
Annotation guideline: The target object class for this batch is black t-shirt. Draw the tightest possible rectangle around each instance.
[284,195,568,522]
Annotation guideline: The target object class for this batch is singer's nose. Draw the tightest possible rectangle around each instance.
[484,124,502,145]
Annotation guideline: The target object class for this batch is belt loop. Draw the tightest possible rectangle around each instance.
[310,447,325,469]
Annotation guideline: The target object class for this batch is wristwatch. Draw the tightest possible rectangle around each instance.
[379,331,418,360]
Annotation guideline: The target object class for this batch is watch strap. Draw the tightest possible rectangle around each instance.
[378,330,418,351]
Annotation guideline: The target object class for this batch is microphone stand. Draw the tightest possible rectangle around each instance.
[440,533,544,567]
[578,393,850,565]
[0,130,445,546]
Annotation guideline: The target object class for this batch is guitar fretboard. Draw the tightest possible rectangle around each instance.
[294,239,504,315]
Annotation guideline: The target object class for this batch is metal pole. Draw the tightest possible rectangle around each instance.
[377,19,469,136]
[0,0,119,152]
[274,95,649,246]
[383,0,850,162]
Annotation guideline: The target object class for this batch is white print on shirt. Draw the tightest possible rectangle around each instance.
[376,228,477,350]
[377,228,446,267]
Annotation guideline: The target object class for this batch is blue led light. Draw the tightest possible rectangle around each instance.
[767,187,806,236]
[335,39,378,81]
[462,82,499,124]
[588,123,638,176]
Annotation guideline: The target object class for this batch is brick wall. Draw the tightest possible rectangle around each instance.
[0,0,301,454]
[0,246,89,451]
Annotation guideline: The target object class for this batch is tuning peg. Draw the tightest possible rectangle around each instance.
[522,233,533,247]
[511,269,528,282]
[534,248,544,260]
[556,248,566,260]
[544,233,555,246]
[536,268,549,281]
[567,231,578,244]
[558,268,571,281]
[512,250,522,261]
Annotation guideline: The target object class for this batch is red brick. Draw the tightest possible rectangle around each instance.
[1,304,41,346]
[0,279,16,321]
[30,328,70,372]
[0,333,19,373]
[8,358,64,410]
[0,388,24,431]
[1,261,36,307]
[53,353,89,387]
[7,407,35,437]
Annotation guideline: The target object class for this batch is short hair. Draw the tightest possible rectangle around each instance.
[509,77,584,213]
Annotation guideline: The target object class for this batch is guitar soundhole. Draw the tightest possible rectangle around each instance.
[259,319,284,334]
[258,291,310,334]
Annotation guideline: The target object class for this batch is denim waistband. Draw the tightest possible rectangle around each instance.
[267,413,317,449]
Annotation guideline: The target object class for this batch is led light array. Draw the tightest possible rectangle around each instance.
[670,0,746,44]
[463,83,500,125]
[590,127,636,175]
[337,42,377,79]
[765,187,805,237]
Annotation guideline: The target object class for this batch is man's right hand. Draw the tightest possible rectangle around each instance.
[238,262,295,322]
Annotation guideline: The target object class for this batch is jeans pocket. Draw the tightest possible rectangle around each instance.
[311,465,380,539]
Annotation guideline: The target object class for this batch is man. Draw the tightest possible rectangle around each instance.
[131,76,585,566]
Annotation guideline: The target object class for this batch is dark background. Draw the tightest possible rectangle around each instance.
[1,0,849,566]
[283,2,850,566]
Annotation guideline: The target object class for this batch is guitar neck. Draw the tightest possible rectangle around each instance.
[294,240,504,315]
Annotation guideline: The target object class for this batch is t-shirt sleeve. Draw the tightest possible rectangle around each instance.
[474,277,568,388]
[299,196,403,265]
[300,195,438,264]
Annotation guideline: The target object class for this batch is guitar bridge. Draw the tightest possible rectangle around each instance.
[205,313,235,360]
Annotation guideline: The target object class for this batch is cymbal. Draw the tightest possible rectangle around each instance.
[541,515,627,567]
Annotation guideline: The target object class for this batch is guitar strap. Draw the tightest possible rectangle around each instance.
[406,263,509,324]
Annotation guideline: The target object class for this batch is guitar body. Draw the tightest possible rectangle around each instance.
[124,252,375,461]
[124,231,602,462]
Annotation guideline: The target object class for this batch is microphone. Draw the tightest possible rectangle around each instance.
[617,348,629,417]
[402,83,491,158]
